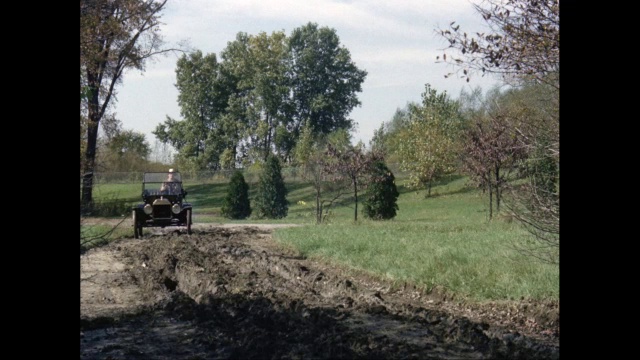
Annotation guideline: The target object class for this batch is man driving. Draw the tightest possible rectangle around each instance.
[160,168,179,194]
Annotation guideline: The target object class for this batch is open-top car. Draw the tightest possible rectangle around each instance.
[132,170,193,238]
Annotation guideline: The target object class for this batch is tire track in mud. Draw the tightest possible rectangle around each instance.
[81,226,559,359]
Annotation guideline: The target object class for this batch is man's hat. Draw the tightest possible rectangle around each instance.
[169,168,174,173]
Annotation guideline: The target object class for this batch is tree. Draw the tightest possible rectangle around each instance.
[437,0,559,163]
[219,148,236,170]
[288,22,367,138]
[461,94,525,219]
[152,24,367,168]
[460,83,557,262]
[325,143,384,222]
[458,86,487,121]
[369,104,415,164]
[500,83,558,263]
[436,0,559,90]
[292,122,316,175]
[98,128,151,172]
[437,0,559,262]
[221,171,252,219]
[362,161,400,220]
[219,31,291,163]
[81,114,88,173]
[81,0,172,208]
[153,50,232,171]
[503,143,558,264]
[254,155,289,219]
[293,126,351,224]
[150,138,173,165]
[396,84,464,196]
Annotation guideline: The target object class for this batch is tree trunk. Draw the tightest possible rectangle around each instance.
[316,186,322,224]
[488,180,493,220]
[264,115,272,162]
[495,165,501,212]
[353,178,358,222]
[81,87,101,209]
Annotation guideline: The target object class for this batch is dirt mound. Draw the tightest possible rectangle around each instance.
[80,225,559,359]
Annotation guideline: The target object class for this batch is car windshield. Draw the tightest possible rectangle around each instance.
[144,172,182,183]
[143,172,183,194]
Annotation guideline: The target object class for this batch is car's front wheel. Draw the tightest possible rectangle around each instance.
[133,209,143,239]
[186,209,193,235]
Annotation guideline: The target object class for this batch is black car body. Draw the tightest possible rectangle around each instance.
[132,171,193,238]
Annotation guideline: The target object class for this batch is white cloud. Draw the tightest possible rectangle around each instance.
[162,0,486,49]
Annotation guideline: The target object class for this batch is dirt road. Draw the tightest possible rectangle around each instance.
[80,224,559,359]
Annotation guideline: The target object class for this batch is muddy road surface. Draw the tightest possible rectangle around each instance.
[80,224,559,359]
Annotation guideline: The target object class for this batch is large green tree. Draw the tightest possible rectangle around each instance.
[159,25,367,169]
[288,22,368,140]
[153,50,232,171]
[81,0,170,208]
[223,31,291,163]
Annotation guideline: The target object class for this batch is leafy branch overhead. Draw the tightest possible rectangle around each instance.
[436,0,559,89]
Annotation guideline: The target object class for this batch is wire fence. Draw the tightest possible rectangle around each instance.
[82,163,408,186]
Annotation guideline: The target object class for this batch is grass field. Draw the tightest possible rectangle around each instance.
[82,173,559,302]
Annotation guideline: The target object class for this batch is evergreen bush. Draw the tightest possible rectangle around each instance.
[221,171,252,219]
[362,161,399,220]
[254,155,289,219]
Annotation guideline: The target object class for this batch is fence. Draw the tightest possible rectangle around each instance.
[82,163,407,186]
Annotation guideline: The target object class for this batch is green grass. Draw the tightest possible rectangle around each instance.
[80,222,131,252]
[275,221,558,301]
[91,183,141,204]
[82,174,559,302]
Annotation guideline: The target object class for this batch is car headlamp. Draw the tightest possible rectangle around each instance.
[143,204,153,215]
[172,204,181,214]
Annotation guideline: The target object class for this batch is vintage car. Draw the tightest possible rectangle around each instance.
[132,170,193,238]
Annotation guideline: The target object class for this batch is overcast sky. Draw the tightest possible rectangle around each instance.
[112,0,502,151]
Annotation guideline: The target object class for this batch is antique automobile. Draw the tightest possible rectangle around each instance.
[132,170,193,238]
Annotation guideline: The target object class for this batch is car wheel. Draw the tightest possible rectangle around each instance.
[133,209,140,239]
[186,209,193,235]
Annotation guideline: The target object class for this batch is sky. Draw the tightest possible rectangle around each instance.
[112,0,502,154]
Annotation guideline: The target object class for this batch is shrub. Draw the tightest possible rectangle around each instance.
[362,161,399,220]
[221,171,252,219]
[82,194,132,217]
[254,155,289,219]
